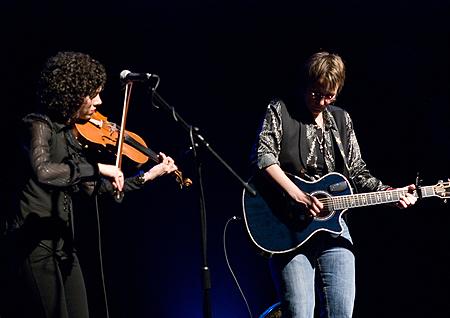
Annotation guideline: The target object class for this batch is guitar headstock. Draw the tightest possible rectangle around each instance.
[434,179,450,202]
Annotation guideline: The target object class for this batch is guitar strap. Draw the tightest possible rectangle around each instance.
[326,110,350,172]
[326,110,358,193]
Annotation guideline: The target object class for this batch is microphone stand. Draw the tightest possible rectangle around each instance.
[149,88,256,318]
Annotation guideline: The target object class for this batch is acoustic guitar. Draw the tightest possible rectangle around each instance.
[242,172,449,257]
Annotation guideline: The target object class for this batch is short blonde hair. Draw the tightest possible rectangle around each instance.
[300,52,346,93]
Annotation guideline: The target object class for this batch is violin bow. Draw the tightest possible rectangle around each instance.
[114,82,133,202]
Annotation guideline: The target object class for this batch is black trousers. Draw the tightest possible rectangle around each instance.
[2,243,89,318]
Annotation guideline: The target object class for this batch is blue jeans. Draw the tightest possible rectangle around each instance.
[269,221,355,318]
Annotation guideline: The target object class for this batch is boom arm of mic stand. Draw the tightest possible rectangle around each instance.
[151,89,257,197]
[150,88,256,318]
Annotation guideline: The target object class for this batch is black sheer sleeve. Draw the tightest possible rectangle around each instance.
[22,115,98,187]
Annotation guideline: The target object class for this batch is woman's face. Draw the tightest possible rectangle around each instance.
[304,81,338,116]
[78,92,102,120]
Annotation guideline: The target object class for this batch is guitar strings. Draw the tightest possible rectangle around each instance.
[312,187,412,211]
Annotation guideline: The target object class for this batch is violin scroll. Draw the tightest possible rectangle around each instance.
[173,170,192,189]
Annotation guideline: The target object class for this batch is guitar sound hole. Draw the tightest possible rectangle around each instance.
[312,192,332,219]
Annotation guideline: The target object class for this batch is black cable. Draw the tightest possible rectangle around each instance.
[223,216,253,318]
[94,195,110,318]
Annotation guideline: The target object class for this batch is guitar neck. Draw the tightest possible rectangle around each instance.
[332,186,435,210]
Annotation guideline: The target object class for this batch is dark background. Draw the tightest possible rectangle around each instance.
[1,0,449,317]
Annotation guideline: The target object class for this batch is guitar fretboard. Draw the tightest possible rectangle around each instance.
[331,186,435,210]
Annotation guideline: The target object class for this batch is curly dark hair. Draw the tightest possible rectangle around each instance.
[37,51,107,123]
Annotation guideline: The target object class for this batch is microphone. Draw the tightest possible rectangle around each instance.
[120,70,155,83]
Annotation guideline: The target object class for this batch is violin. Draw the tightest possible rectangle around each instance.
[74,111,192,189]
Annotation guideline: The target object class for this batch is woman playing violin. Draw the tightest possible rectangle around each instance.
[1,51,177,318]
